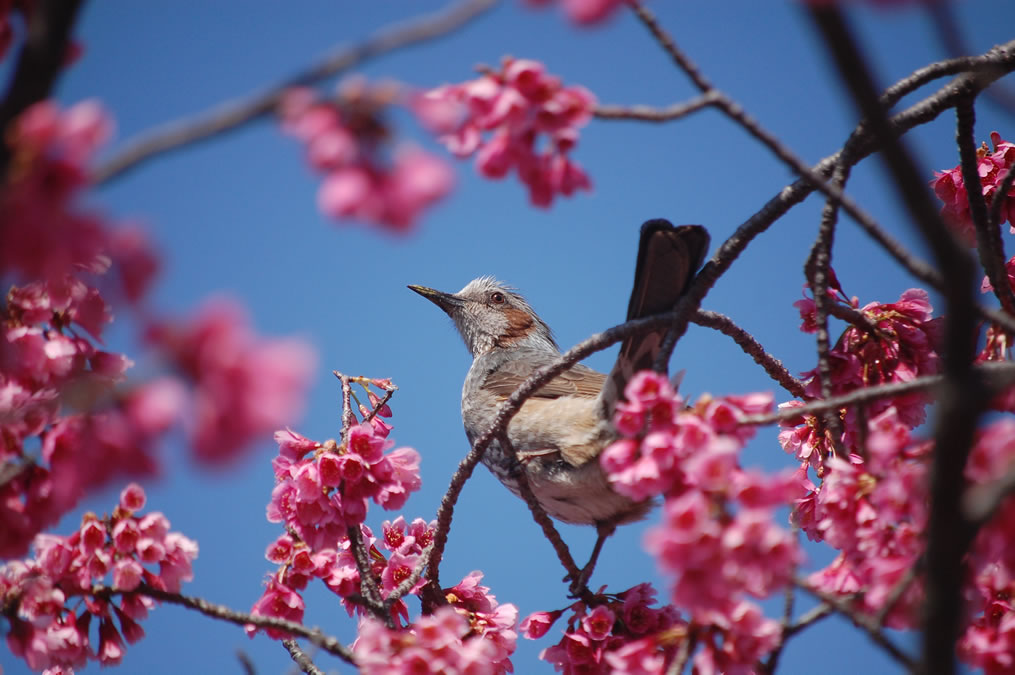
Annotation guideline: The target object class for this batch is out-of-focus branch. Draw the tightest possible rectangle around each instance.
[925,0,1015,115]
[807,11,989,675]
[91,0,497,185]
[0,0,86,179]
[594,92,719,122]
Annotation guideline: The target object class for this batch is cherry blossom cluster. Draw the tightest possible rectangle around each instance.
[249,516,434,634]
[781,283,941,470]
[599,372,801,669]
[1,483,197,671]
[522,0,627,25]
[266,422,421,551]
[523,582,685,674]
[1,101,169,557]
[145,298,316,465]
[250,380,426,633]
[795,406,929,627]
[958,419,1015,674]
[933,131,1015,241]
[278,83,454,232]
[353,572,518,674]
[419,57,595,207]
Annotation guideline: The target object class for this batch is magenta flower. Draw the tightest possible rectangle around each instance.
[0,486,197,671]
[423,57,595,208]
[933,131,1015,241]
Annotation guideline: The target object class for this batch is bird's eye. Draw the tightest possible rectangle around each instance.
[490,291,505,304]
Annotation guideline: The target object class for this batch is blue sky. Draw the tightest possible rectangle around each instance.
[4,1,1015,673]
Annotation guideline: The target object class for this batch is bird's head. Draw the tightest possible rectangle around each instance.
[409,276,558,357]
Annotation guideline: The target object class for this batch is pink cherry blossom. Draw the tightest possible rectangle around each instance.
[933,131,1015,241]
[280,86,454,232]
[523,0,628,26]
[146,297,316,465]
[0,485,197,671]
[423,57,595,208]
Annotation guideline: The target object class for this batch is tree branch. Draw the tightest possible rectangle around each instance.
[90,0,497,185]
[806,11,990,673]
[88,584,356,665]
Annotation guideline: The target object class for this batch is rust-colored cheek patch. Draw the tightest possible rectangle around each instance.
[498,308,534,345]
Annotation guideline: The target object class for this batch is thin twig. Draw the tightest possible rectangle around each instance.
[874,563,922,630]
[762,526,801,674]
[594,93,719,122]
[742,361,1015,426]
[497,433,589,600]
[91,0,497,185]
[794,578,916,670]
[784,602,835,637]
[346,524,388,622]
[806,160,851,459]
[87,584,356,665]
[692,310,807,398]
[281,640,324,675]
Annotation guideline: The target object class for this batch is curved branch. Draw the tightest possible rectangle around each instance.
[88,584,356,665]
[692,310,807,399]
[91,0,497,185]
[594,93,718,122]
[742,361,1015,427]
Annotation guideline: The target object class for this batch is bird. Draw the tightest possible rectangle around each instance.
[409,220,709,580]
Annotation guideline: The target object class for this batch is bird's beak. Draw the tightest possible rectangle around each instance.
[408,285,463,315]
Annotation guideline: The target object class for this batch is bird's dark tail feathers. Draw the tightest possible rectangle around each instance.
[600,220,710,418]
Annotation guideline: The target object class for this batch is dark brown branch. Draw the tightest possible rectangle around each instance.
[594,93,719,122]
[806,160,851,459]
[281,639,325,675]
[346,524,388,623]
[742,361,1015,426]
[89,584,355,665]
[692,309,807,398]
[824,301,880,336]
[495,434,591,600]
[807,11,989,674]
[91,0,497,185]
[0,0,86,179]
[956,96,1015,313]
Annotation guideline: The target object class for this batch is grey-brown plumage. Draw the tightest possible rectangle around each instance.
[409,220,709,529]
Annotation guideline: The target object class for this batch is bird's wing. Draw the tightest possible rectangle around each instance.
[483,360,607,400]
